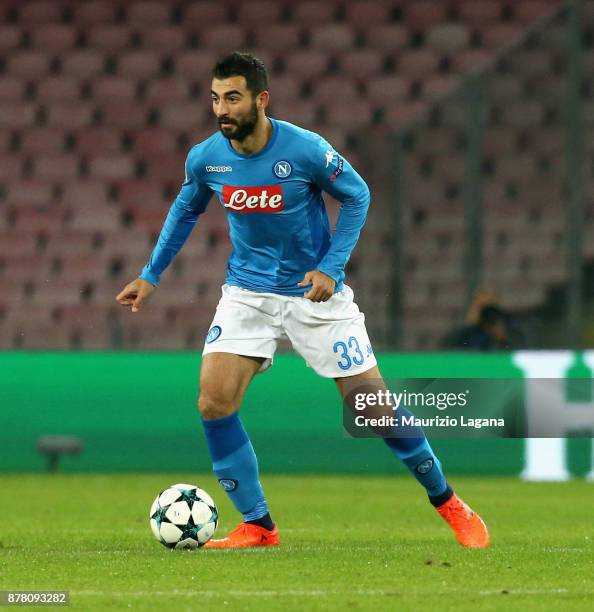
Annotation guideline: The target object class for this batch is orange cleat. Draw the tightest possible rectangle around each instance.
[203,522,280,549]
[436,493,490,548]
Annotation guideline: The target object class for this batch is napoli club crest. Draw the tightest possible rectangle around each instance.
[273,160,292,178]
[206,325,222,344]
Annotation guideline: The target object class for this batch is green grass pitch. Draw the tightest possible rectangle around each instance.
[1,474,592,611]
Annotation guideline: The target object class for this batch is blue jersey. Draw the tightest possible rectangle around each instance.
[140,118,370,296]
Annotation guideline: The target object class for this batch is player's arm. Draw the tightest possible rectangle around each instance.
[299,138,371,301]
[116,150,213,312]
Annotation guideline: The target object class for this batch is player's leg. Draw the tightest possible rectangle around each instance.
[285,285,488,548]
[336,367,489,548]
[198,285,283,548]
[336,366,451,503]
[198,352,279,548]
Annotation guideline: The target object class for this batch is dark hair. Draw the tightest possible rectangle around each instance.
[213,52,268,95]
[479,305,506,327]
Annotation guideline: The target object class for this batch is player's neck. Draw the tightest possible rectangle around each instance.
[230,116,272,156]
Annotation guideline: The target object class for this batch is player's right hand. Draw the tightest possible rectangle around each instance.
[116,278,155,313]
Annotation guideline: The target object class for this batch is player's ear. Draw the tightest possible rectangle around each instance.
[257,90,269,110]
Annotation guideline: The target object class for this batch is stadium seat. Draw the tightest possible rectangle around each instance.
[422,75,460,99]
[283,50,330,78]
[236,1,285,23]
[74,128,123,155]
[338,49,386,78]
[397,49,441,76]
[44,229,99,256]
[366,76,411,103]
[61,51,106,78]
[183,1,228,23]
[144,153,186,182]
[116,179,167,209]
[61,181,110,207]
[20,1,63,24]
[514,1,559,24]
[323,100,375,129]
[144,78,191,105]
[5,182,56,208]
[33,155,80,181]
[252,24,302,51]
[0,230,41,255]
[345,0,394,24]
[0,77,27,102]
[131,127,179,155]
[72,1,117,24]
[481,24,523,48]
[36,76,81,102]
[87,155,136,181]
[0,104,36,129]
[99,103,149,129]
[86,26,132,52]
[308,25,356,52]
[158,103,205,130]
[382,101,427,125]
[199,25,247,52]
[6,51,51,78]
[269,100,318,127]
[292,1,338,24]
[451,49,493,72]
[426,24,471,52]
[141,27,186,53]
[92,77,138,103]
[98,228,154,258]
[402,1,449,28]
[360,24,409,50]
[267,75,303,103]
[126,1,173,25]
[3,303,56,326]
[457,0,503,24]
[175,51,219,80]
[117,51,162,80]
[0,25,23,52]
[30,24,77,52]
[314,77,359,104]
[67,203,121,232]
[20,128,66,155]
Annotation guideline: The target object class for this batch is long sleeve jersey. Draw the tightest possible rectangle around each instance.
[140,118,371,296]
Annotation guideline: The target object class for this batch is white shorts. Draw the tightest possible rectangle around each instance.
[202,284,377,378]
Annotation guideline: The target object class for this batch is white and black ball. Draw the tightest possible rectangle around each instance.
[149,483,218,549]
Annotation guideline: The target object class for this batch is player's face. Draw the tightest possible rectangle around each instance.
[211,76,261,142]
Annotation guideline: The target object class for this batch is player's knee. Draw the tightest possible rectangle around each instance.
[197,388,236,420]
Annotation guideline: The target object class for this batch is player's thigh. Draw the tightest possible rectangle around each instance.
[198,353,265,419]
[334,364,383,399]
[285,286,378,378]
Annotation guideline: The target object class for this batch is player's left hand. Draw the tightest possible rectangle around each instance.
[298,270,336,302]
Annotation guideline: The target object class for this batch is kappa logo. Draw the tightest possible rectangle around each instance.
[325,149,335,167]
[222,185,285,213]
[206,165,233,172]
[330,156,344,182]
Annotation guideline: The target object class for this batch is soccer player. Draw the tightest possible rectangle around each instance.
[116,52,489,549]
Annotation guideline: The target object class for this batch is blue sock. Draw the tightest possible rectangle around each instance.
[201,412,270,522]
[383,406,452,506]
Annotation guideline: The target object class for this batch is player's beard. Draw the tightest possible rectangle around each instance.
[218,101,259,142]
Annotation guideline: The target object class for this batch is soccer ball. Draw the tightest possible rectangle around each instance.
[149,483,218,549]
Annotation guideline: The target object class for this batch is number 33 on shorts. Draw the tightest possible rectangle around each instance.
[333,336,373,371]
